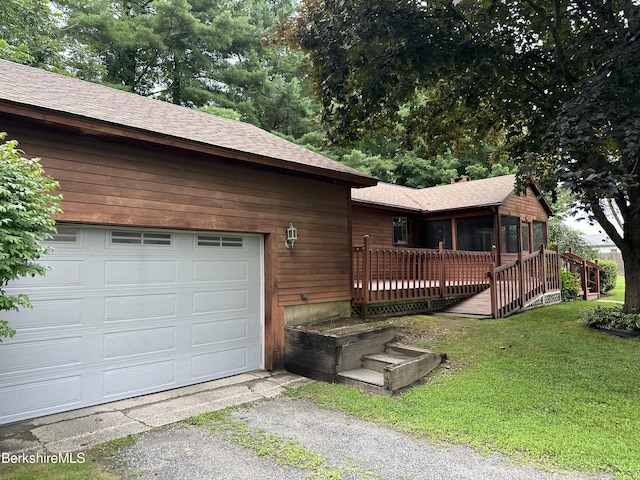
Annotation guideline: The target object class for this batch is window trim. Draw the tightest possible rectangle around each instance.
[392,217,411,245]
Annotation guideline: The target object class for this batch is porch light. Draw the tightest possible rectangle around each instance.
[285,223,298,249]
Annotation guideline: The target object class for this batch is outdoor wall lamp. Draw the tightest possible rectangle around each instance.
[285,223,298,249]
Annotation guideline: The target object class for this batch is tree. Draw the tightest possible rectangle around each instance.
[0,133,62,341]
[280,0,640,313]
[52,0,319,135]
[0,0,67,69]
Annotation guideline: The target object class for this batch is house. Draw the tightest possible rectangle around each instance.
[351,175,553,266]
[0,60,376,424]
[350,175,563,319]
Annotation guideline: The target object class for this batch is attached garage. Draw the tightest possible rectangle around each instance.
[0,60,377,424]
[0,226,263,424]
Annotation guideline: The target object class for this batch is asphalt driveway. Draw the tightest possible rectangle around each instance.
[107,396,611,480]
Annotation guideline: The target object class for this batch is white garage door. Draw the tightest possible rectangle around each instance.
[0,226,263,424]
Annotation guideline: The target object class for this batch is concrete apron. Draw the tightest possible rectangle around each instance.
[0,371,311,454]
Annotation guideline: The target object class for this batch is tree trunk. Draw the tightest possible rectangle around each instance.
[621,210,640,314]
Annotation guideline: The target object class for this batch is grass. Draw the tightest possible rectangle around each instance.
[189,409,384,479]
[602,276,625,302]
[0,456,117,480]
[288,301,640,480]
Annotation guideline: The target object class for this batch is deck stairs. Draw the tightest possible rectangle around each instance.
[337,342,443,394]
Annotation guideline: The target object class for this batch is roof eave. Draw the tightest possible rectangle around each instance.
[0,100,377,188]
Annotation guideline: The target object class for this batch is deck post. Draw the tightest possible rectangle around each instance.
[518,250,524,308]
[594,259,601,296]
[540,245,547,293]
[439,241,446,297]
[581,258,589,300]
[488,268,497,318]
[362,235,370,307]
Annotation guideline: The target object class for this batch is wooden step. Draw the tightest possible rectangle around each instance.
[362,352,411,372]
[337,368,387,394]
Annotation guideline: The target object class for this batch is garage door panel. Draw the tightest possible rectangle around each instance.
[10,259,83,289]
[103,359,177,398]
[104,293,178,322]
[0,376,83,420]
[0,227,264,424]
[105,259,178,286]
[0,338,82,374]
[5,298,83,331]
[193,260,250,283]
[191,345,257,380]
[103,327,176,359]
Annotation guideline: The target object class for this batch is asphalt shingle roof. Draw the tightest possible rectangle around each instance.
[351,175,522,213]
[0,60,375,186]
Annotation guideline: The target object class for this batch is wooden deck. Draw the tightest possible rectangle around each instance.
[352,237,591,319]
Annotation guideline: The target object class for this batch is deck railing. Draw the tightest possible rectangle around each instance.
[560,249,601,300]
[352,236,495,305]
[489,246,562,318]
[353,238,592,319]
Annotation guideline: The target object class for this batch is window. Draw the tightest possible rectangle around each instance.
[500,216,520,253]
[197,235,244,248]
[46,226,78,243]
[393,217,410,245]
[521,224,530,252]
[456,216,494,251]
[110,231,172,246]
[420,220,452,249]
[533,221,547,249]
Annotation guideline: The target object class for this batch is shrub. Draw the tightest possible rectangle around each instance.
[0,133,62,341]
[597,259,618,294]
[561,270,580,301]
[582,305,640,332]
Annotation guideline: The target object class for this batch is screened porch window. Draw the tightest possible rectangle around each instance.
[393,217,410,245]
[420,220,452,249]
[522,224,530,252]
[500,215,520,253]
[456,216,494,251]
[533,221,547,249]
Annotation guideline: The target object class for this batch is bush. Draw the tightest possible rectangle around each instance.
[597,259,618,294]
[561,270,580,301]
[0,133,62,341]
[582,305,640,332]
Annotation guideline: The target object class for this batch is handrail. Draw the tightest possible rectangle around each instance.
[352,236,495,305]
[488,246,562,318]
[560,249,601,299]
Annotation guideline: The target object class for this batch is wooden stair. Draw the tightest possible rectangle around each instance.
[337,343,443,394]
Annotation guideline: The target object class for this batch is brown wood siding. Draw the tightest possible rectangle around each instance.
[351,204,419,248]
[5,123,352,309]
[500,188,549,222]
[4,119,355,369]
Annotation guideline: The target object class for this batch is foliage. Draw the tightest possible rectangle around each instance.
[548,217,597,260]
[0,133,62,341]
[582,305,640,332]
[0,0,67,69]
[281,0,640,313]
[597,260,618,294]
[51,0,317,136]
[560,270,580,301]
[290,306,640,479]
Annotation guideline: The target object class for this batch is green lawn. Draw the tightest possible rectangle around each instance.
[2,297,637,479]
[288,301,640,480]
[602,275,625,302]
